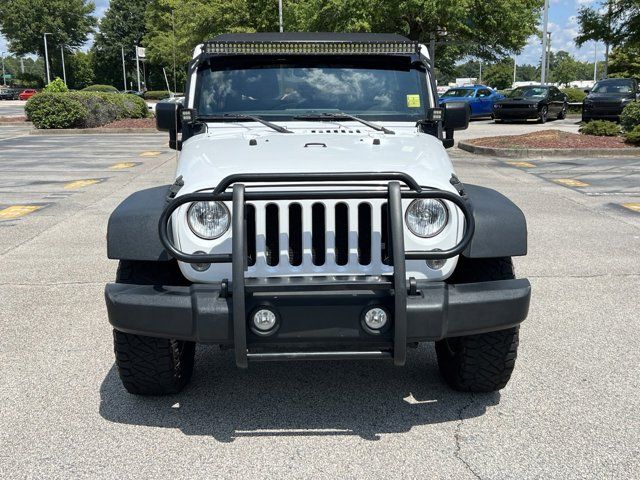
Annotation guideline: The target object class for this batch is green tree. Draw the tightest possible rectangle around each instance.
[574,0,640,76]
[0,0,96,57]
[68,52,95,90]
[608,44,640,78]
[516,64,539,82]
[91,0,150,89]
[144,0,544,85]
[483,62,514,90]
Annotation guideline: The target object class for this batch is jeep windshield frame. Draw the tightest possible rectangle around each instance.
[192,55,430,123]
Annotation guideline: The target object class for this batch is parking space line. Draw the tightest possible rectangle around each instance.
[553,178,590,188]
[621,203,640,213]
[0,205,43,220]
[139,151,161,157]
[109,162,139,170]
[506,161,535,168]
[63,179,102,190]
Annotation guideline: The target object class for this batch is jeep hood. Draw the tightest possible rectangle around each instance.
[176,128,457,194]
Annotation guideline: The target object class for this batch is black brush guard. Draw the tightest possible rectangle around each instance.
[158,172,475,368]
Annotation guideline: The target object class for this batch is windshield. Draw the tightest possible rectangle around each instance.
[508,87,548,99]
[195,57,429,121]
[441,89,475,98]
[592,79,635,94]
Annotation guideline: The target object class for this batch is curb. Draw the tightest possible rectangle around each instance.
[458,141,640,158]
[29,127,158,135]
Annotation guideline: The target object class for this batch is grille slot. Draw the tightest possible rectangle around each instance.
[312,203,326,265]
[381,203,390,265]
[288,203,302,266]
[246,204,256,266]
[334,203,349,266]
[265,203,279,266]
[358,203,372,265]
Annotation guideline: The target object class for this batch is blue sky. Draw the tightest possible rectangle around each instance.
[1,0,603,66]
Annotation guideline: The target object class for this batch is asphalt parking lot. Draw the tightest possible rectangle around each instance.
[1,123,639,479]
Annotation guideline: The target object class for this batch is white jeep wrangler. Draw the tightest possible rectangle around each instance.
[105,33,530,395]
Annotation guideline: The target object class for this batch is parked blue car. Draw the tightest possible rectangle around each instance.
[439,85,505,118]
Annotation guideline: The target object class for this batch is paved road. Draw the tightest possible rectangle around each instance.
[0,127,638,479]
[456,116,581,142]
[0,100,27,117]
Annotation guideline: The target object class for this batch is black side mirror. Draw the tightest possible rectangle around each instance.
[584,88,591,94]
[441,102,469,149]
[156,102,180,132]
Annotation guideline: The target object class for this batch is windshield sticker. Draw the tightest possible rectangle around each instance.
[407,94,421,108]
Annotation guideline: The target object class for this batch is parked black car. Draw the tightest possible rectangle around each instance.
[0,88,21,100]
[582,78,639,122]
[493,85,568,124]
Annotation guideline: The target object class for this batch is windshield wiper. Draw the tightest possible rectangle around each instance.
[293,112,395,135]
[198,113,292,133]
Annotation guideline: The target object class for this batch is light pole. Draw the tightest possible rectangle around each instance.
[60,46,67,85]
[134,45,141,92]
[121,46,127,91]
[540,0,549,84]
[43,33,52,84]
[593,41,598,82]
[278,0,283,33]
[1,52,6,86]
[513,55,517,87]
[545,32,552,84]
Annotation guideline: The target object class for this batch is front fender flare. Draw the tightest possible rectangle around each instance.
[462,185,527,258]
[107,185,172,261]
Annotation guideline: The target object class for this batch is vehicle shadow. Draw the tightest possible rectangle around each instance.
[99,344,500,442]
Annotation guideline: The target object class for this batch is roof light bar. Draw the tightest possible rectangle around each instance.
[203,41,419,56]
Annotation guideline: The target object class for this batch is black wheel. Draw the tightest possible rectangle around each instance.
[436,257,520,392]
[113,260,195,395]
[557,102,567,120]
[538,105,548,124]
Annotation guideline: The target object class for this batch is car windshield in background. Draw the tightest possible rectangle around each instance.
[195,59,428,121]
[508,87,547,99]
[441,89,475,98]
[591,79,635,94]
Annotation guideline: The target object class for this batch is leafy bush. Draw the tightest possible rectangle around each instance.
[579,120,620,136]
[624,125,640,144]
[81,84,119,93]
[27,92,148,129]
[25,93,87,129]
[620,101,640,132]
[144,90,172,100]
[561,87,586,103]
[44,77,69,93]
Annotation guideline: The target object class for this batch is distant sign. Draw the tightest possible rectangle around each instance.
[2,74,12,80]
[136,47,146,59]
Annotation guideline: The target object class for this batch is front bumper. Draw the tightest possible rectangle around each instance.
[106,277,531,356]
[493,108,539,120]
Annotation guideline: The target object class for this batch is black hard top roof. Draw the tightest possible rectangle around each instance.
[210,32,412,43]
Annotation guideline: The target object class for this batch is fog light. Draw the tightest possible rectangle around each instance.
[251,308,278,334]
[191,250,210,272]
[363,307,389,332]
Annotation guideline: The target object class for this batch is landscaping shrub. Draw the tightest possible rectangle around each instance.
[620,101,640,132]
[579,120,620,136]
[144,90,172,100]
[27,92,148,129]
[624,125,640,144]
[25,93,87,129]
[561,88,586,114]
[81,84,119,93]
[44,77,69,93]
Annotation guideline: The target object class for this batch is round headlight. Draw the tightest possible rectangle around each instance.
[405,199,449,238]
[187,201,230,239]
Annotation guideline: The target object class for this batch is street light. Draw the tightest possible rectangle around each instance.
[540,0,549,84]
[1,52,6,86]
[60,45,67,85]
[43,32,52,84]
[278,0,283,33]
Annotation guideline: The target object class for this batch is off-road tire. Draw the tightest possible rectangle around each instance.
[113,260,195,395]
[436,257,520,392]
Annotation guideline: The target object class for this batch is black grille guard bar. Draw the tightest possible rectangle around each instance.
[158,172,475,264]
[157,171,475,368]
